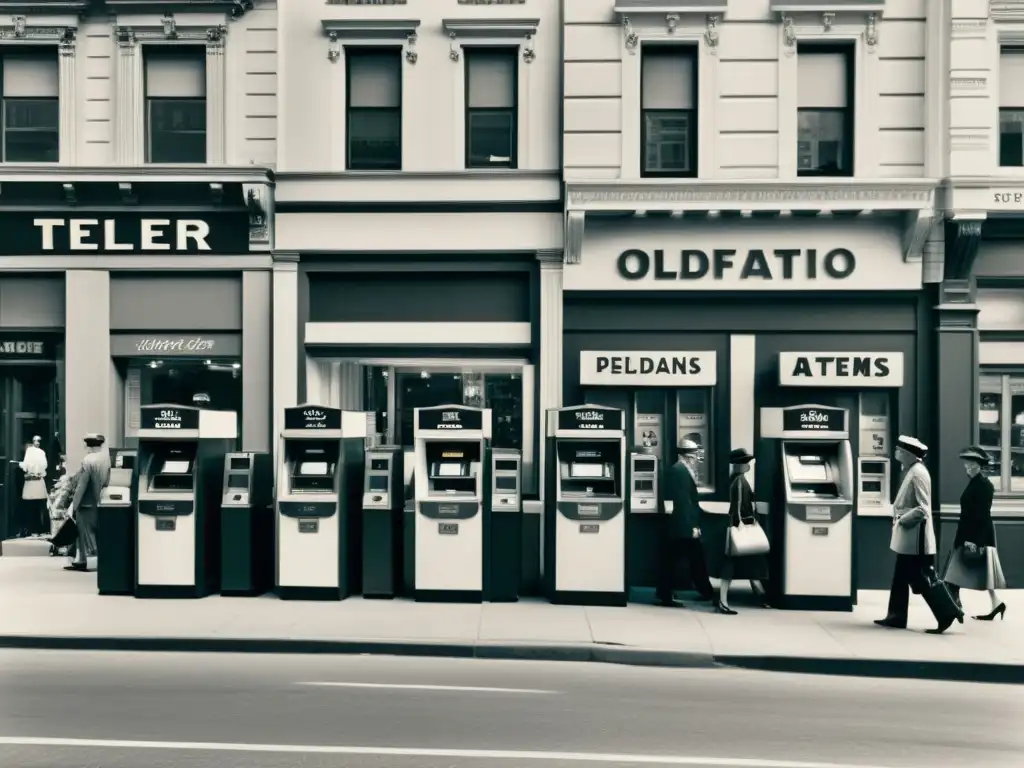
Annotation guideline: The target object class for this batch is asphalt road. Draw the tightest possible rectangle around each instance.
[0,650,1020,768]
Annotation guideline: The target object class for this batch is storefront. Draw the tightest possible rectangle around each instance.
[560,184,936,591]
[0,170,274,527]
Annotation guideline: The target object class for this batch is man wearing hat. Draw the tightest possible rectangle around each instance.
[65,433,110,572]
[875,435,945,629]
[656,439,715,607]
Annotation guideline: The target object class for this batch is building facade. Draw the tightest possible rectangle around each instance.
[0,0,277,541]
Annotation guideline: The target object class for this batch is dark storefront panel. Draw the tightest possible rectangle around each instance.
[308,272,531,324]
[0,275,65,329]
[110,274,242,331]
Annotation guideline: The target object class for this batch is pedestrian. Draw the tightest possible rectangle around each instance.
[11,435,49,537]
[715,448,770,615]
[941,446,1007,621]
[657,439,715,607]
[875,435,949,631]
[65,433,110,572]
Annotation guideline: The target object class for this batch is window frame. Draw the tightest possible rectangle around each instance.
[143,45,208,165]
[0,52,60,163]
[639,43,699,179]
[345,46,403,172]
[998,45,1024,168]
[795,42,855,179]
[676,388,715,493]
[463,46,519,170]
[977,372,1024,495]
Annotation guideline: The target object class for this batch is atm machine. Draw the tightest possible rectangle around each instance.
[760,404,855,611]
[276,405,367,600]
[219,452,275,596]
[412,405,491,602]
[544,405,627,606]
[487,448,522,602]
[97,448,137,596]
[361,445,404,598]
[134,405,236,599]
[625,451,660,598]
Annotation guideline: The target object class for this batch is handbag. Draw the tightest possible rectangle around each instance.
[728,516,770,557]
[49,516,78,549]
[961,541,985,562]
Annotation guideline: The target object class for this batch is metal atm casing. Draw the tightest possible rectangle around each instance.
[361,445,404,598]
[220,452,274,596]
[97,448,137,596]
[545,405,627,606]
[488,448,522,602]
[625,452,659,595]
[134,405,237,599]
[276,405,367,600]
[761,405,855,611]
[413,405,492,603]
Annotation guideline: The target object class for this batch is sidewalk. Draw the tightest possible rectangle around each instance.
[1,557,1020,684]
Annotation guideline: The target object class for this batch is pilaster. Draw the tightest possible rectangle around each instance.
[537,249,563,502]
[115,29,142,164]
[65,271,112,473]
[205,27,227,164]
[272,252,300,470]
[58,31,77,164]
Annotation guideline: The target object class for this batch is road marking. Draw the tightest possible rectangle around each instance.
[0,737,898,768]
[296,681,557,694]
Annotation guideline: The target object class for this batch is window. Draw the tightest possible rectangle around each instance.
[641,46,697,177]
[465,48,517,169]
[347,48,402,170]
[977,374,1024,492]
[677,389,713,491]
[1,51,59,162]
[145,47,206,163]
[1000,47,1024,167]
[796,45,853,177]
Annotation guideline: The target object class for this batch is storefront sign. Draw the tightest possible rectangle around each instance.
[0,338,46,357]
[782,406,845,433]
[284,406,342,431]
[580,351,717,387]
[779,352,904,388]
[140,406,200,431]
[0,211,249,255]
[557,406,625,432]
[110,334,242,358]
[564,219,921,291]
[416,407,484,432]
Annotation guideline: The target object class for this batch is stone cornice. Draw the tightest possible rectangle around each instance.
[104,1,254,18]
[565,180,937,213]
[613,1,728,13]
[990,1,1024,23]
[0,1,87,13]
[0,165,274,185]
[770,1,886,11]
[0,16,78,52]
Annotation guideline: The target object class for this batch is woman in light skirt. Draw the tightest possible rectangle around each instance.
[943,446,1007,621]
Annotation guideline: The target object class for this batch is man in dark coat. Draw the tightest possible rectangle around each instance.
[657,440,715,607]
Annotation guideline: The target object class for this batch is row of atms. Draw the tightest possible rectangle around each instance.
[97,402,860,611]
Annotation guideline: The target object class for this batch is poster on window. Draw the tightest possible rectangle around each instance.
[634,412,663,461]
[677,412,709,486]
[858,414,889,457]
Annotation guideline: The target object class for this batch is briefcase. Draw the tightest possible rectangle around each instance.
[49,516,78,549]
[918,568,963,627]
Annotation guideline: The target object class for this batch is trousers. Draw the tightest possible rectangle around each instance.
[886,553,934,624]
[658,536,714,602]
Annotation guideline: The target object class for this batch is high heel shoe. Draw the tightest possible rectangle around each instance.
[973,603,1007,621]
[715,602,738,616]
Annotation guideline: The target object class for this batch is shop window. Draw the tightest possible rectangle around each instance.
[1,50,59,163]
[347,48,402,171]
[640,45,697,178]
[1000,47,1024,167]
[125,359,241,446]
[677,389,713,491]
[796,44,853,177]
[977,373,1024,492]
[145,47,207,163]
[465,47,517,169]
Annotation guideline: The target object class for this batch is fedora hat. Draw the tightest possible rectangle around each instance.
[83,433,106,448]
[896,434,927,459]
[958,445,990,466]
[677,439,701,456]
[729,447,754,465]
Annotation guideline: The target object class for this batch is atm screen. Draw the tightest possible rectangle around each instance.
[862,480,882,493]
[438,462,465,477]
[634,479,654,492]
[299,461,329,476]
[495,460,518,472]
[789,456,829,482]
[161,460,191,474]
[495,475,517,491]
[230,457,250,471]
[370,458,389,472]
[862,461,887,474]
[634,459,656,474]
[368,475,388,491]
[570,463,606,479]
[227,474,248,489]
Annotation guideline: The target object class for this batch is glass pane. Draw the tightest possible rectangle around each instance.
[798,109,848,174]
[398,371,464,447]
[148,99,206,163]
[363,366,389,439]
[1009,377,1024,491]
[348,109,401,170]
[467,110,514,167]
[1000,109,1024,167]
[138,360,242,448]
[643,110,692,173]
[467,49,515,109]
[484,373,522,451]
[634,390,664,463]
[677,389,712,489]
[979,376,1004,488]
[347,50,401,108]
[641,47,695,110]
[3,98,58,162]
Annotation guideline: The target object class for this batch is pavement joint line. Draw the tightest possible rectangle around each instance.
[0,736,906,768]
[295,681,559,694]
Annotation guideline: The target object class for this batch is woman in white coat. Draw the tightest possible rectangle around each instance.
[13,435,48,536]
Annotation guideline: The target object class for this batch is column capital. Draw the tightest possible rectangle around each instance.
[943,217,983,281]
[536,249,563,267]
[272,251,299,270]
[565,211,585,265]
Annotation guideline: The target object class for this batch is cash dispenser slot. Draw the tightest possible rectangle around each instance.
[138,447,197,516]
[288,443,338,494]
[558,443,620,501]
[784,451,840,501]
[857,459,889,510]
[426,442,480,497]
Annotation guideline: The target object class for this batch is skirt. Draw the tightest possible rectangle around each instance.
[701,513,771,581]
[943,545,1007,591]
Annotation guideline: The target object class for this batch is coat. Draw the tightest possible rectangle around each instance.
[19,445,49,500]
[664,460,701,539]
[72,450,111,511]
[889,460,936,556]
[954,473,996,549]
[719,472,770,581]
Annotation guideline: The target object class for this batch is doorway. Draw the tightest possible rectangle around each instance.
[0,367,59,539]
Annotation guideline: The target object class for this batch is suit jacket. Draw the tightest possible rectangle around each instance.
[890,460,936,556]
[664,460,701,539]
[955,473,996,549]
[727,473,756,527]
[72,450,111,511]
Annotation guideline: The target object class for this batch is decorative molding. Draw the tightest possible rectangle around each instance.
[951,19,988,38]
[991,1,1024,23]
[321,19,421,64]
[113,18,228,50]
[105,1,253,17]
[564,211,585,266]
[0,2,87,12]
[614,1,728,12]
[704,14,719,54]
[944,218,984,281]
[443,18,540,63]
[0,17,78,46]
[769,1,885,10]
[327,0,407,4]
[535,249,564,266]
[244,183,271,249]
[902,210,933,264]
[622,15,639,53]
[458,0,526,4]
[780,11,879,55]
[950,77,988,91]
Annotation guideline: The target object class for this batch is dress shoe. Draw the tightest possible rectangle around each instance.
[63,563,87,572]
[657,598,686,608]
[926,618,955,635]
[873,617,907,629]
[715,602,738,615]
[973,603,1007,621]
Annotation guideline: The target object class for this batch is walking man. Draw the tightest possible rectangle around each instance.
[65,433,110,572]
[657,439,715,607]
[875,435,938,629]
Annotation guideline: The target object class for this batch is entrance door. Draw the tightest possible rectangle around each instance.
[1,368,58,539]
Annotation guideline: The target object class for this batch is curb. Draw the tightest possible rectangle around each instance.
[716,655,1024,686]
[0,635,718,669]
